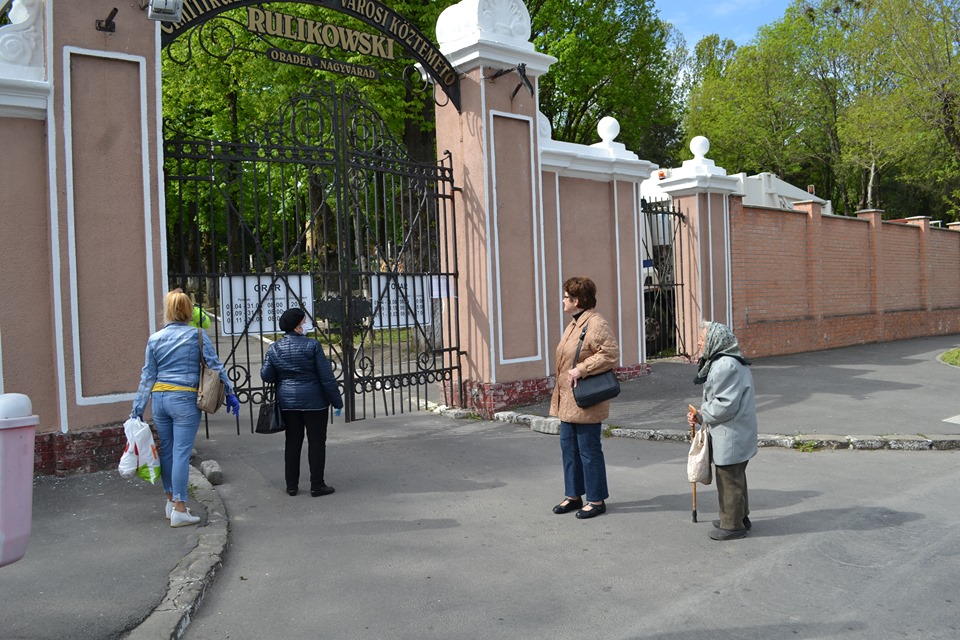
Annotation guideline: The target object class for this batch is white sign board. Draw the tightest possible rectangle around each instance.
[219,274,313,335]
[371,275,431,329]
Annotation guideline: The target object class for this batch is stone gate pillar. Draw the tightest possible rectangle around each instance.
[432,0,557,414]
[657,137,740,354]
[0,0,165,474]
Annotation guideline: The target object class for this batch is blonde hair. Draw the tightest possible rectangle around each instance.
[164,290,193,323]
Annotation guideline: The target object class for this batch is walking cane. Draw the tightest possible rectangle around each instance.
[689,405,698,523]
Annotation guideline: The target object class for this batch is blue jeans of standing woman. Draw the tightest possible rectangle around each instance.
[151,391,201,502]
[559,421,609,502]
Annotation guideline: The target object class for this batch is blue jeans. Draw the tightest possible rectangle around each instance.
[559,421,609,503]
[151,391,201,503]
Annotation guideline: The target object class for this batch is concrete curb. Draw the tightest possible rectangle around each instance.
[427,408,960,451]
[123,465,229,640]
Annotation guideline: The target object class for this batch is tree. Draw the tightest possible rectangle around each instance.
[529,0,682,166]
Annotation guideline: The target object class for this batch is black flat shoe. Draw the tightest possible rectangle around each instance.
[709,527,747,541]
[286,488,298,496]
[713,516,751,530]
[575,502,606,519]
[311,485,335,497]
[552,497,583,514]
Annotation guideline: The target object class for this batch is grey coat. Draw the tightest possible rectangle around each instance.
[699,356,758,466]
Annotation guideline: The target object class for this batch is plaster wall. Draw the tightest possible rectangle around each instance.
[0,117,58,426]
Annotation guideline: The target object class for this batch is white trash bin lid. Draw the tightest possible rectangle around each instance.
[0,393,39,427]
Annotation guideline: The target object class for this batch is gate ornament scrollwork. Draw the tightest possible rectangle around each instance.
[166,84,462,428]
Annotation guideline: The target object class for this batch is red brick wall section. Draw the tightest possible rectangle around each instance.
[730,205,960,358]
[879,224,922,312]
[819,217,872,317]
[928,229,960,309]
[33,423,137,477]
[459,366,650,419]
[731,207,809,323]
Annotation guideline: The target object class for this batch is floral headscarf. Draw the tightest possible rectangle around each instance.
[694,322,751,385]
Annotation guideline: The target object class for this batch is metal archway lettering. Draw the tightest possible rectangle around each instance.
[159,0,460,111]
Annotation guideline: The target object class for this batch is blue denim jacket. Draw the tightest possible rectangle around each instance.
[132,322,233,417]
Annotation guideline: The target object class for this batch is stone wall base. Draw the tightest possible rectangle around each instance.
[458,365,651,419]
[736,309,960,359]
[34,423,128,477]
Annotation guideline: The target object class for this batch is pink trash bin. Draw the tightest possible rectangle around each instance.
[0,393,38,568]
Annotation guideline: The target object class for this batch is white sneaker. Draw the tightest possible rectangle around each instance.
[170,509,201,528]
[164,500,174,519]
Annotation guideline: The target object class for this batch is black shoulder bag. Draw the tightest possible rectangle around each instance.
[571,325,621,408]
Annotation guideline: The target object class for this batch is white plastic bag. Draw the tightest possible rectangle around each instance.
[687,426,712,485]
[119,417,161,484]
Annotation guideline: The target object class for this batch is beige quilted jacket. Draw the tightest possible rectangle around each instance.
[549,310,620,424]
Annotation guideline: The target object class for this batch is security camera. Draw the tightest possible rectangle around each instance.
[147,0,183,22]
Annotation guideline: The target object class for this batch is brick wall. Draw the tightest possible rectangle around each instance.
[730,204,960,358]
[457,366,650,419]
[34,423,132,477]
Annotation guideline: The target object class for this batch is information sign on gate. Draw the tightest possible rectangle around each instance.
[371,275,430,329]
[219,274,314,336]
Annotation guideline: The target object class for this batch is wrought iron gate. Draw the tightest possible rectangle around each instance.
[641,198,687,359]
[164,82,462,429]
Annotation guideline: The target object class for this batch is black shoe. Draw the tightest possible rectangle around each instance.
[709,527,747,541]
[713,516,751,530]
[575,502,606,519]
[286,488,298,496]
[552,497,583,514]
[311,485,335,497]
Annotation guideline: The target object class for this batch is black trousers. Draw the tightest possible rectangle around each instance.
[715,460,750,530]
[282,409,329,490]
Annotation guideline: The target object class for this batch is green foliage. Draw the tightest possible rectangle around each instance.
[530,0,683,166]
[161,1,455,152]
[942,348,960,367]
[681,0,960,221]
[793,439,818,453]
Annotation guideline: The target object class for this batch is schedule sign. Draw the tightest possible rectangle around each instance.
[219,274,313,335]
[371,275,430,329]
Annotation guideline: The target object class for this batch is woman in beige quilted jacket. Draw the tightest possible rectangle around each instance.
[549,276,620,519]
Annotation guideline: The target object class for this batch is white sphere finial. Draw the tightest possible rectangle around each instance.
[597,117,620,143]
[690,136,710,159]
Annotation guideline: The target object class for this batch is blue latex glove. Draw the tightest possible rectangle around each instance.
[226,394,241,416]
[334,408,342,418]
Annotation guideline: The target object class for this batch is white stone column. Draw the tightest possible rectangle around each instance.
[657,136,740,349]
[433,0,557,412]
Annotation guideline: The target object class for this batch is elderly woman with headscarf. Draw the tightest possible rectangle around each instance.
[687,321,758,540]
[261,308,343,497]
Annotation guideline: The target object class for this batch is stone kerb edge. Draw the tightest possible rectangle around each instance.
[478,408,960,451]
[124,466,228,640]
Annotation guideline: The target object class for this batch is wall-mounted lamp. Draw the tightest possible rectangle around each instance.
[96,7,118,33]
[146,0,183,22]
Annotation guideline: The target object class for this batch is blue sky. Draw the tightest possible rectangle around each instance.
[653,0,796,47]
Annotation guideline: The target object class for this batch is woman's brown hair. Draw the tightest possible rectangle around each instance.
[164,290,193,323]
[563,276,597,310]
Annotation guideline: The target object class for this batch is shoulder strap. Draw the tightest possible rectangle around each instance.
[574,324,589,364]
[197,328,204,374]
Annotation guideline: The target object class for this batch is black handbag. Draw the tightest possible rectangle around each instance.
[571,326,621,408]
[255,385,285,434]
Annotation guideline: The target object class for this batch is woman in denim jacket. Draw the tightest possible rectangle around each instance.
[132,291,239,527]
[261,308,343,497]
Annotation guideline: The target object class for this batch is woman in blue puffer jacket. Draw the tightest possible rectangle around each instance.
[261,308,343,497]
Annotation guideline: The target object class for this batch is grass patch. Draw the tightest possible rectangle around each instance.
[793,440,818,453]
[602,425,616,438]
[942,348,960,367]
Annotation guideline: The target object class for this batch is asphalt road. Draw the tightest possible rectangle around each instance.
[183,413,960,640]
